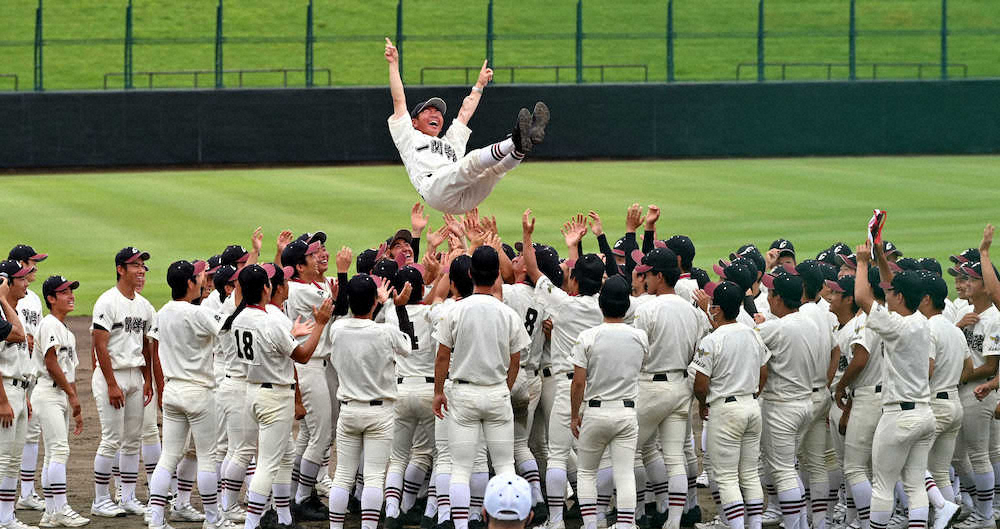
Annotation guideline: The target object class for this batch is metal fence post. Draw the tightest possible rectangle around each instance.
[33,0,43,91]
[486,0,494,68]
[941,0,948,80]
[305,0,314,87]
[849,0,856,81]
[215,0,224,88]
[756,0,765,81]
[575,0,583,83]
[396,0,404,83]
[124,0,134,89]
[666,0,674,82]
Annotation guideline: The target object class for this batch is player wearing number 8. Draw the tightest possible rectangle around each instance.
[225,264,333,529]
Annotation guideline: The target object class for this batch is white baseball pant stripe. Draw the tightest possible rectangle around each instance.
[871,404,935,512]
[706,395,764,507]
[332,402,394,489]
[578,405,638,511]
[388,381,435,475]
[246,383,295,497]
[761,397,812,493]
[92,367,145,457]
[30,383,71,465]
[446,382,516,483]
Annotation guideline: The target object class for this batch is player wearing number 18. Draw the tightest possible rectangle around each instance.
[225,264,333,529]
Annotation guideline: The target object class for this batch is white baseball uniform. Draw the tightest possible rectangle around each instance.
[326,317,410,529]
[632,292,710,529]
[798,301,838,529]
[31,314,78,515]
[387,114,524,214]
[90,286,154,504]
[926,313,969,505]
[572,322,648,529]
[691,322,769,529]
[864,303,934,529]
[146,300,225,527]
[0,301,33,524]
[217,294,257,511]
[13,290,42,505]
[433,293,530,529]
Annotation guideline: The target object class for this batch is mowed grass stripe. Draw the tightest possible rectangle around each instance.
[2,155,998,312]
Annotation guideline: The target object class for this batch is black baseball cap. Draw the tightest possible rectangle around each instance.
[221,245,250,266]
[115,247,150,268]
[236,264,272,293]
[838,254,858,269]
[762,272,803,302]
[372,258,399,281]
[705,280,744,314]
[573,254,605,285]
[665,235,695,265]
[612,236,637,258]
[394,265,425,299]
[471,246,500,275]
[206,254,223,275]
[917,257,942,276]
[690,267,710,289]
[950,248,980,265]
[634,247,678,275]
[8,245,47,263]
[824,275,855,296]
[770,239,795,258]
[895,257,921,271]
[0,260,32,279]
[958,261,998,281]
[42,275,79,299]
[281,240,321,268]
[883,241,902,258]
[730,244,766,277]
[357,248,378,275]
[166,259,208,291]
[817,262,838,282]
[214,264,238,289]
[297,232,327,245]
[712,260,755,292]
[410,97,447,119]
[795,260,825,290]
[387,229,413,248]
[598,274,631,315]
[919,270,948,303]
[501,243,516,261]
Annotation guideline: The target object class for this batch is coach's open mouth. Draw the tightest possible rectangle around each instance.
[429,119,439,127]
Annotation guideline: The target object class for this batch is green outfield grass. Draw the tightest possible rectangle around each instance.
[2,0,999,90]
[2,156,998,313]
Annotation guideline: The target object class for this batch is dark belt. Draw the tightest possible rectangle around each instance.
[5,379,28,389]
[899,402,915,410]
[341,400,383,406]
[812,387,821,392]
[588,399,634,408]
[651,372,687,382]
[261,383,295,390]
[456,379,470,384]
[936,392,949,400]
[875,384,882,393]
[397,376,434,384]
[724,395,759,403]
[542,367,552,377]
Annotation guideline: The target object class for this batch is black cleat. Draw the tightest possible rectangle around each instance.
[348,495,362,514]
[292,492,329,522]
[681,505,702,527]
[469,520,486,529]
[436,520,456,529]
[531,502,549,526]
[386,516,403,529]
[402,506,424,525]
[421,515,438,529]
[260,509,280,529]
[528,101,549,146]
[512,108,533,154]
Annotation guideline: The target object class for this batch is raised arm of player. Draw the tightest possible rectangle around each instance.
[854,241,875,314]
[980,224,1000,310]
[385,38,408,119]
[522,209,542,284]
[456,60,493,126]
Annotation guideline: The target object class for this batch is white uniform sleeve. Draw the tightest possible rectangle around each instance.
[147,311,160,342]
[92,295,115,333]
[753,330,772,366]
[508,309,531,356]
[533,276,570,311]
[387,326,411,357]
[193,306,226,338]
[569,330,590,370]
[268,315,299,358]
[388,114,417,152]
[36,319,60,362]
[443,120,472,158]
[431,309,455,349]
[865,302,903,340]
[689,335,714,377]
[756,319,782,349]
[984,322,1000,357]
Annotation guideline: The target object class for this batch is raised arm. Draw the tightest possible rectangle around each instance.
[385,38,408,119]
[589,211,619,277]
[455,60,493,126]
[980,224,1000,310]
[854,241,875,314]
[522,209,542,284]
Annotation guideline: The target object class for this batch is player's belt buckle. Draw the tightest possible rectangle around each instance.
[4,378,28,389]
[542,368,552,377]
[935,392,949,400]
[588,399,634,408]
[899,402,915,410]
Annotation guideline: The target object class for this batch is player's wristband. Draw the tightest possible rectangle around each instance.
[472,85,483,94]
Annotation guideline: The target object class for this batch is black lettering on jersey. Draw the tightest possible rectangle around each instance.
[235,330,255,361]
[123,317,146,334]
[400,319,419,350]
[524,308,539,335]
[20,309,39,328]
[838,355,849,372]
[964,327,985,354]
[431,140,443,155]
[416,145,429,151]
[443,143,456,162]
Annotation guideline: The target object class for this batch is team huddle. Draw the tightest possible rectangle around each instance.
[2,203,1000,529]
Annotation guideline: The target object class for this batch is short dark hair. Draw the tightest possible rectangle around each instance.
[891,270,926,312]
[919,270,948,311]
[348,274,378,316]
[450,255,474,298]
[470,246,500,286]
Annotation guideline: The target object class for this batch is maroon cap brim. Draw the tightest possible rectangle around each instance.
[634,264,652,274]
[704,281,719,299]
[611,249,625,257]
[824,279,845,293]
[261,263,278,279]
[960,265,983,280]
[306,241,322,256]
[281,265,295,279]
[192,260,208,276]
[712,263,727,279]
[30,253,48,262]
[888,262,903,273]
[125,251,151,264]
[653,240,667,249]
[630,249,645,264]
[762,274,776,290]
[11,266,34,278]
[54,280,79,292]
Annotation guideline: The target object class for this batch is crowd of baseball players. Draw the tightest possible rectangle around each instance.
[1,205,1000,529]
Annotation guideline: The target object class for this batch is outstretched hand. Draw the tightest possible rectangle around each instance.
[982,224,995,255]
[384,38,399,65]
[476,60,494,87]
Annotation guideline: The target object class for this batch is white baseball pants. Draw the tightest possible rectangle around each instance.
[30,383,71,465]
[92,367,145,457]
[761,397,812,493]
[246,383,295,497]
[577,404,638,512]
[870,404,935,513]
[446,382,516,482]
[331,402,394,489]
[929,390,963,495]
[388,379,435,476]
[706,395,764,507]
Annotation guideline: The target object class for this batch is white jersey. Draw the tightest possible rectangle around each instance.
[848,312,885,389]
[690,322,770,405]
[632,293,711,374]
[432,294,531,385]
[831,314,862,388]
[156,300,224,388]
[502,283,543,371]
[285,280,332,356]
[230,305,298,386]
[571,322,648,402]
[865,302,931,405]
[963,305,1000,367]
[944,297,972,324]
[799,301,838,388]
[674,276,698,304]
[0,319,31,380]
[928,313,970,392]
[33,314,78,384]
[757,311,820,400]
[328,318,410,402]
[533,275,603,375]
[384,303,436,377]
[92,286,155,370]
[16,290,42,342]
[388,114,472,191]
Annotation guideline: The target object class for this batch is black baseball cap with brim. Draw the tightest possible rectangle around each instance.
[115,247,150,268]
[958,261,998,281]
[730,244,766,277]
[883,240,902,257]
[895,257,921,271]
[634,247,678,275]
[613,236,637,258]
[950,248,979,265]
[0,260,32,279]
[770,239,796,258]
[824,275,855,295]
[297,232,327,246]
[920,270,948,301]
[236,264,273,292]
[215,264,239,285]
[666,235,695,263]
[917,257,943,276]
[357,249,378,275]
[838,254,858,269]
[221,245,250,266]
[573,254,605,285]
[388,229,413,248]
[705,280,744,312]
[42,275,79,299]
[762,272,803,301]
[281,240,321,268]
[372,259,399,281]
[713,261,755,292]
[206,254,223,275]
[8,245,47,263]
[166,259,208,291]
[410,97,447,118]
[690,267,710,289]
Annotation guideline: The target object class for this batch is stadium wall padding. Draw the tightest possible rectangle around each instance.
[1,80,998,168]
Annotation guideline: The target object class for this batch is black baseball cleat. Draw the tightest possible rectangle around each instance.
[421,515,437,529]
[292,491,329,522]
[402,506,424,525]
[531,502,549,526]
[386,516,403,529]
[469,519,486,529]
[528,101,549,146]
[512,108,533,154]
[681,505,702,527]
[259,509,280,529]
[436,520,456,529]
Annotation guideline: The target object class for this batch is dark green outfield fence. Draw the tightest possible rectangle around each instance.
[1,80,998,168]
